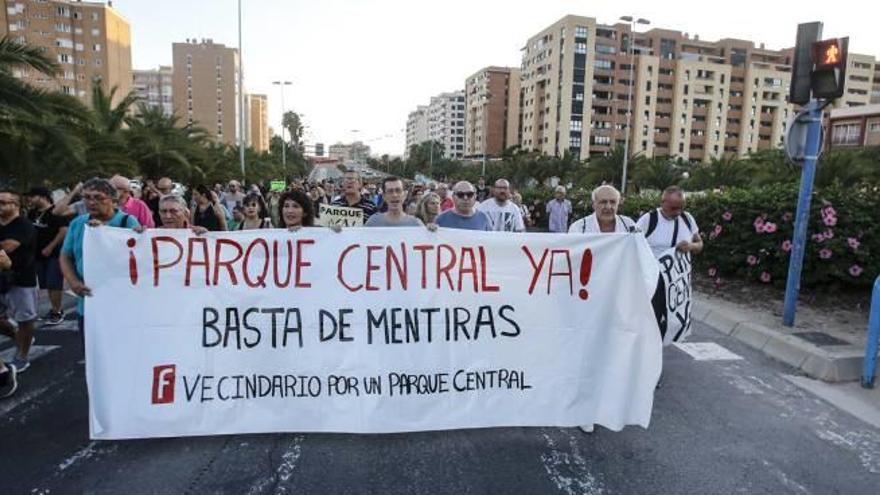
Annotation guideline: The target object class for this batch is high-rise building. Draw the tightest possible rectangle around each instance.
[172,39,241,145]
[244,93,269,152]
[314,142,325,157]
[427,91,466,159]
[405,105,429,157]
[465,66,521,158]
[519,15,879,163]
[132,66,173,116]
[0,0,132,106]
[404,91,466,159]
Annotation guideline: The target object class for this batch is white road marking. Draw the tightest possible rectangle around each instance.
[246,435,305,495]
[674,342,743,361]
[0,344,61,363]
[539,429,604,495]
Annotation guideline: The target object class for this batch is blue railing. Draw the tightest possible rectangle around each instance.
[862,275,880,389]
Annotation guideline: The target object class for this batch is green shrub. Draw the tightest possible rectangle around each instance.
[671,183,877,289]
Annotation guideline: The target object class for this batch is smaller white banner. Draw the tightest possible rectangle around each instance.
[658,248,693,346]
[318,204,364,227]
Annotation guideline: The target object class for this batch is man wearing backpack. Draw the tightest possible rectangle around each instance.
[636,186,703,259]
[60,178,141,338]
[636,186,703,384]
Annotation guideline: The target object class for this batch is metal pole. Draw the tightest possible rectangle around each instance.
[862,275,880,388]
[279,85,287,166]
[621,22,635,195]
[782,100,823,326]
[237,0,246,182]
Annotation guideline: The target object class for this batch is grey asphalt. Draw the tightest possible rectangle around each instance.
[2,319,879,494]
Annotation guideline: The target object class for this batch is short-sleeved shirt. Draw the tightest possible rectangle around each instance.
[365,213,424,227]
[331,195,378,222]
[120,196,155,228]
[436,210,492,231]
[546,199,572,233]
[0,215,37,287]
[569,213,635,234]
[477,199,526,232]
[28,206,70,258]
[61,210,140,314]
[635,209,700,259]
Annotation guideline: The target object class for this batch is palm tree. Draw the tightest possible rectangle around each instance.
[125,104,212,180]
[75,81,140,176]
[687,155,754,190]
[583,145,644,191]
[635,156,683,191]
[0,36,89,186]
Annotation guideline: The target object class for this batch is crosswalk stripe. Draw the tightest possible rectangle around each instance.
[674,342,743,361]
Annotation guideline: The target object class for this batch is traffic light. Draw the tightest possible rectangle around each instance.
[810,37,848,100]
[789,22,822,105]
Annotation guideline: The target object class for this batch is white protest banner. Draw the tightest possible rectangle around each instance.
[656,247,693,346]
[318,204,363,227]
[84,227,662,440]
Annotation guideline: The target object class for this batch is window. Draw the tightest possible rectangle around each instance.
[869,122,880,133]
[570,119,583,132]
[575,26,588,39]
[832,124,861,145]
[93,43,101,52]
[594,59,613,70]
[91,12,99,21]
[595,44,616,54]
[574,42,586,54]
[57,53,71,63]
[91,28,100,36]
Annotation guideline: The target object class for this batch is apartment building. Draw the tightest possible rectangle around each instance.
[132,65,173,116]
[405,106,428,157]
[827,104,880,149]
[172,38,241,145]
[244,93,269,152]
[519,15,880,163]
[464,66,521,158]
[1,0,132,106]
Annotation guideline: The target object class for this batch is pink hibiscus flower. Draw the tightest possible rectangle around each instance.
[708,267,717,277]
[722,211,733,221]
[762,222,778,234]
[849,265,864,277]
[760,272,772,283]
[747,255,758,266]
[819,248,833,260]
[781,240,792,252]
[847,237,860,250]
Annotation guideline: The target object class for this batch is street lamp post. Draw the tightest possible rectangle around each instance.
[619,16,650,195]
[238,0,246,182]
[272,80,292,166]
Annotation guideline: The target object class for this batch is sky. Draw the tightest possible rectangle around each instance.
[112,0,879,156]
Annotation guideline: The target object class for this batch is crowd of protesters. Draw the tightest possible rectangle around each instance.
[0,170,701,402]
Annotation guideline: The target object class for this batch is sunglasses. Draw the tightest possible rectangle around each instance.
[454,191,475,199]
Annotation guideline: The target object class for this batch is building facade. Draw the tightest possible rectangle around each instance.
[465,66,521,158]
[427,91,466,159]
[518,15,880,163]
[132,66,173,116]
[405,105,428,157]
[1,0,132,106]
[244,93,269,152]
[172,39,241,145]
[827,103,880,149]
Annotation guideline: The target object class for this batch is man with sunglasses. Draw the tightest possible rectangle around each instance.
[60,178,141,338]
[435,181,492,231]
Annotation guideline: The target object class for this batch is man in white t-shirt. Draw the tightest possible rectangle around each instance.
[476,179,525,232]
[569,185,636,234]
[635,186,703,259]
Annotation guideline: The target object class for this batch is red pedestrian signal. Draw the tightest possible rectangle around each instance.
[810,37,848,100]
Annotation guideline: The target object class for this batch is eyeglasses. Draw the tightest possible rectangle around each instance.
[83,194,110,202]
[454,191,475,199]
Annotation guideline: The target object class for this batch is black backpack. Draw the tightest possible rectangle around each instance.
[644,209,694,247]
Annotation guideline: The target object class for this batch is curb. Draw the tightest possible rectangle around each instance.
[693,293,872,383]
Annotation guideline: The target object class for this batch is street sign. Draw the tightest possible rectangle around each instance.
[784,111,824,166]
[270,180,286,192]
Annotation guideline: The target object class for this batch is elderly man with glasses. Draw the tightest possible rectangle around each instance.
[435,181,492,231]
[59,178,141,338]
